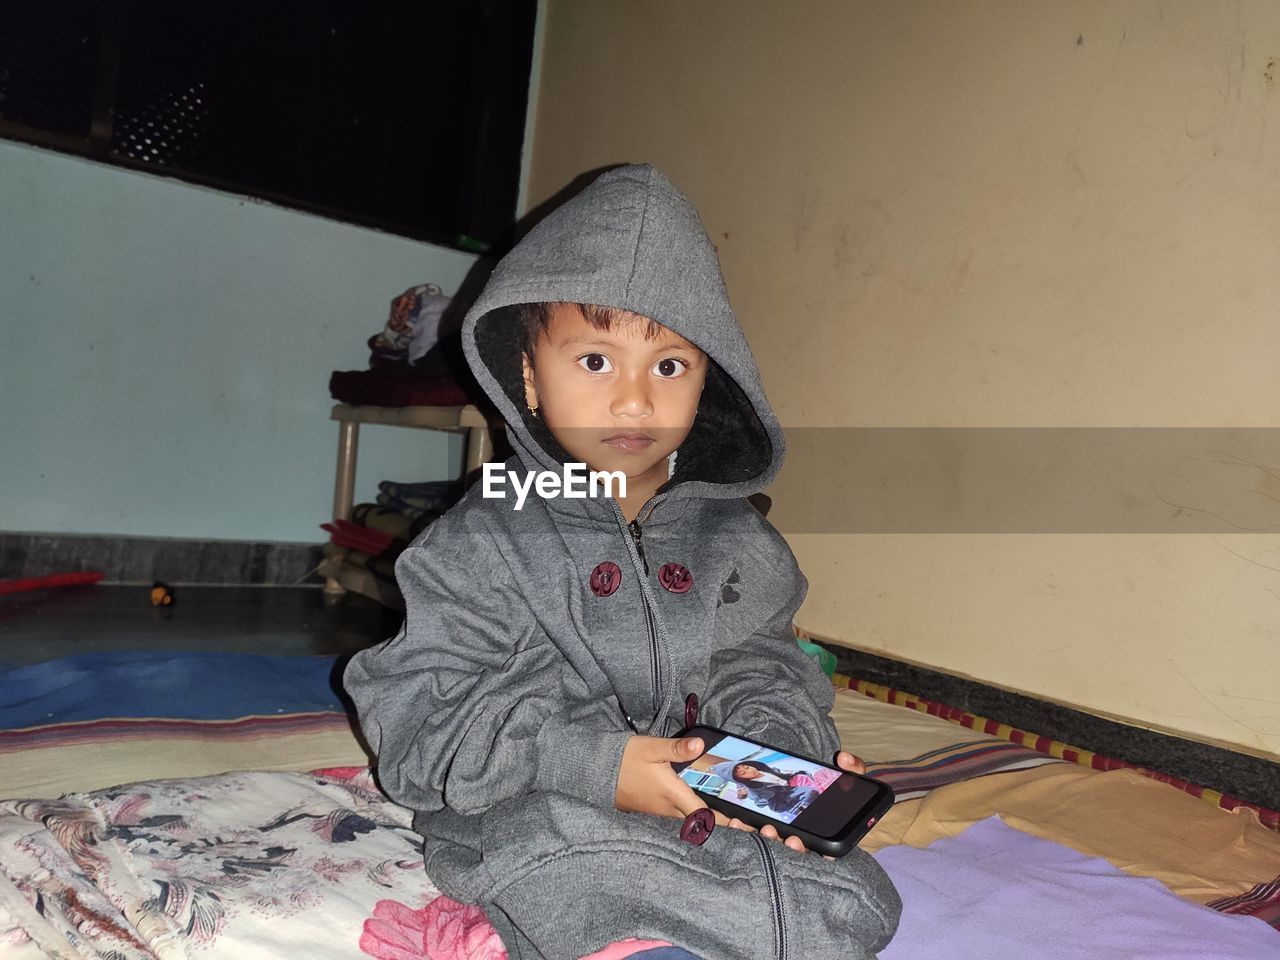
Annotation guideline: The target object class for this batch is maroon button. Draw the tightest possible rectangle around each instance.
[679,808,715,846]
[684,692,700,730]
[589,561,622,597]
[658,562,692,594]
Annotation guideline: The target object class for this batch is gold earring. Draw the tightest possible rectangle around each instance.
[528,404,540,419]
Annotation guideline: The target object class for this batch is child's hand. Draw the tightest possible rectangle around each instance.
[734,749,869,858]
[615,735,727,822]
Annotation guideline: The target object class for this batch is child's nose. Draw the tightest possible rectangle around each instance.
[609,375,653,418]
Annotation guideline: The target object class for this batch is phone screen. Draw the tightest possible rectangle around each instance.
[676,729,888,840]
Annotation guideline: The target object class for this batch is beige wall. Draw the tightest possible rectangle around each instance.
[526,1,1280,759]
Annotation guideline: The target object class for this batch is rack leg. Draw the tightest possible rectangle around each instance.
[324,421,360,598]
[463,424,493,485]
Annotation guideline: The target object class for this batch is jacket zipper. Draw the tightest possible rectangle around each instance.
[619,498,664,720]
[751,833,788,960]
[627,518,649,575]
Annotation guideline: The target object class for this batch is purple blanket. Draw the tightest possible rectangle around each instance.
[873,816,1280,959]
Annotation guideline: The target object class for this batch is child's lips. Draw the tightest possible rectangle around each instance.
[602,433,655,452]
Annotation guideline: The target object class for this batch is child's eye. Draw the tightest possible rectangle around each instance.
[653,358,690,379]
[577,354,612,373]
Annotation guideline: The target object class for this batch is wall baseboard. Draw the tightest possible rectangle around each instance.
[820,640,1279,813]
[1,532,323,586]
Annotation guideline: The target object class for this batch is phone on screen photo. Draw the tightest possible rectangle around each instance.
[670,725,895,858]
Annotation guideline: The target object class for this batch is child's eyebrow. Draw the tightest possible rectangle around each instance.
[560,337,700,352]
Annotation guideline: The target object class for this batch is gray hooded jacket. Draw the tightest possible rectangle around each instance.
[344,165,900,960]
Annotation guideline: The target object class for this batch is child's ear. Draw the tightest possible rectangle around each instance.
[521,352,539,411]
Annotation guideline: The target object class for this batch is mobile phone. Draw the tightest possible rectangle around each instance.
[670,725,895,858]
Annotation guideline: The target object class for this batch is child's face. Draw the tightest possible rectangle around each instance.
[522,303,707,487]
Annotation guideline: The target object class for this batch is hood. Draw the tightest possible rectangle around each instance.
[460,164,784,503]
[709,760,741,784]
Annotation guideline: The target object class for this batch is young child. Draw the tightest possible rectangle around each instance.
[344,165,901,959]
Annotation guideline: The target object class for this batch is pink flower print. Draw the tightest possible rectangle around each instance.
[312,766,368,782]
[581,940,674,959]
[360,896,506,960]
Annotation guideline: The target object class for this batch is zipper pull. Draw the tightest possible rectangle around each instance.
[628,519,649,575]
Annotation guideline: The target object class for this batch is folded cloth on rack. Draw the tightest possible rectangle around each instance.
[350,503,432,541]
[321,519,400,557]
[377,479,462,514]
[367,332,406,366]
[374,493,445,523]
[407,284,451,364]
[328,362,472,408]
[322,542,398,582]
[379,478,463,498]
[873,816,1280,958]
[366,283,452,363]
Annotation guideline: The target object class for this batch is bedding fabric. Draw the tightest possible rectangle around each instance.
[0,652,370,798]
[0,768,706,960]
[872,816,1280,958]
[3,768,1276,959]
[0,651,348,726]
[3,655,1277,956]
[2,677,1279,957]
[0,768,425,959]
[859,762,1280,906]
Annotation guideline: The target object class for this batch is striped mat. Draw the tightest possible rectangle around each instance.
[1207,876,1280,932]
[863,735,1062,802]
[830,670,1280,832]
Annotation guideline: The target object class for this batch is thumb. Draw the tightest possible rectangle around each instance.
[671,736,703,761]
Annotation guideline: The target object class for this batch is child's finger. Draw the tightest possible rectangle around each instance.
[671,780,712,821]
[728,817,755,833]
[783,835,807,854]
[836,750,867,774]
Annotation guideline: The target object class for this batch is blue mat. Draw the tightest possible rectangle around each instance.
[0,651,348,728]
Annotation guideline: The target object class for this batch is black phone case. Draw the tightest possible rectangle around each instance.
[672,725,895,858]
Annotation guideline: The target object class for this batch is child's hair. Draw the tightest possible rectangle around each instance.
[518,302,666,363]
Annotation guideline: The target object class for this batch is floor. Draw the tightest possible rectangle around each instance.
[5,583,1272,812]
[0,584,402,666]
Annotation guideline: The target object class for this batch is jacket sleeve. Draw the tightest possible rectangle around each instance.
[698,522,840,763]
[343,534,633,816]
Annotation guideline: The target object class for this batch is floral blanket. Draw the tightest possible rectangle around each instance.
[4,763,1275,958]
[0,767,685,960]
